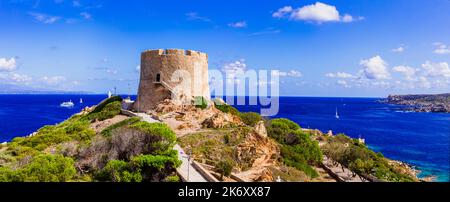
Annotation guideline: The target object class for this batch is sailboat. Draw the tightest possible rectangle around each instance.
[335,107,340,119]
[79,98,83,104]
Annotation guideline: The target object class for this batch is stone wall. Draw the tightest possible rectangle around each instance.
[134,49,210,112]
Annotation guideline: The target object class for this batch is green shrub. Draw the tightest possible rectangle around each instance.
[214,102,240,115]
[322,134,416,182]
[239,112,262,126]
[86,101,122,121]
[101,117,141,136]
[9,118,95,152]
[129,122,177,153]
[165,175,180,182]
[89,96,122,114]
[96,160,142,182]
[270,118,300,130]
[193,96,208,109]
[130,154,181,172]
[0,154,76,182]
[223,134,231,144]
[215,159,234,180]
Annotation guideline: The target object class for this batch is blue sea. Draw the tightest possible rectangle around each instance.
[0,95,449,181]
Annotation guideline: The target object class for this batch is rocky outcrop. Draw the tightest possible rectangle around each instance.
[383,93,450,113]
[254,121,267,138]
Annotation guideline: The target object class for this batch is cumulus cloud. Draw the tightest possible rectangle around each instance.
[272,6,293,18]
[391,46,405,53]
[273,70,303,77]
[228,21,247,28]
[29,12,60,24]
[40,76,66,86]
[0,57,17,71]
[360,55,390,80]
[222,59,247,77]
[336,80,351,88]
[392,65,416,80]
[0,72,32,84]
[273,2,362,23]
[433,42,450,55]
[421,61,450,78]
[325,72,354,78]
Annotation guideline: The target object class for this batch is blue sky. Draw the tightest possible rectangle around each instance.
[1,0,449,97]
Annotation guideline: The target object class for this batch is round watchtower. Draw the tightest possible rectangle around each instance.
[134,49,210,112]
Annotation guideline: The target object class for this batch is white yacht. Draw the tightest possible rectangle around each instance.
[60,100,74,108]
[79,98,83,104]
[335,107,340,119]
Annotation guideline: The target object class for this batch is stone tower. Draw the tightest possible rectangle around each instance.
[134,49,210,112]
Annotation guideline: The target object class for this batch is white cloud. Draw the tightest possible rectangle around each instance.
[228,21,247,28]
[0,57,17,71]
[391,46,405,53]
[392,65,416,80]
[222,59,246,77]
[325,72,354,78]
[290,2,340,22]
[433,42,450,55]
[421,61,450,78]
[40,76,66,86]
[273,2,362,23]
[29,12,60,24]
[336,80,350,88]
[272,6,293,18]
[360,55,390,79]
[186,12,213,23]
[0,72,32,84]
[80,12,92,20]
[106,68,117,75]
[273,70,303,77]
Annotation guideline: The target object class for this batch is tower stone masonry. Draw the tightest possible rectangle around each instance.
[134,49,210,112]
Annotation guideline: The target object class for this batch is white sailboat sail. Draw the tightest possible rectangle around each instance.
[335,107,339,119]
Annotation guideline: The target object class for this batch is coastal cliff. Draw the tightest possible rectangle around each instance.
[384,93,450,113]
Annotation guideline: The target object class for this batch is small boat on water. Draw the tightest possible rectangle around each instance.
[335,107,340,119]
[79,98,83,104]
[60,100,74,108]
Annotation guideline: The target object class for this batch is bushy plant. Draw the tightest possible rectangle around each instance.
[101,117,141,136]
[193,96,208,109]
[239,112,262,126]
[129,122,177,152]
[86,101,122,121]
[96,160,142,182]
[214,102,240,115]
[215,159,234,180]
[89,96,122,114]
[0,154,76,182]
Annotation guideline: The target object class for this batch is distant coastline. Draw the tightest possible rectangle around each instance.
[381,93,450,113]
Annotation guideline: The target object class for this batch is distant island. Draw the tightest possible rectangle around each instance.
[383,93,450,113]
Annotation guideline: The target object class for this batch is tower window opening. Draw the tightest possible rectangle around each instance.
[156,73,161,82]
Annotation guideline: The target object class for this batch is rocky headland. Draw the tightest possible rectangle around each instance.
[383,93,450,113]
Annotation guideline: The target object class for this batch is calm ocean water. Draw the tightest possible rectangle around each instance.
[0,95,449,181]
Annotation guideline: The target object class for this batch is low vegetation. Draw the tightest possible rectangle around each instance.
[0,96,181,182]
[321,134,416,182]
[193,96,208,110]
[265,118,322,178]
